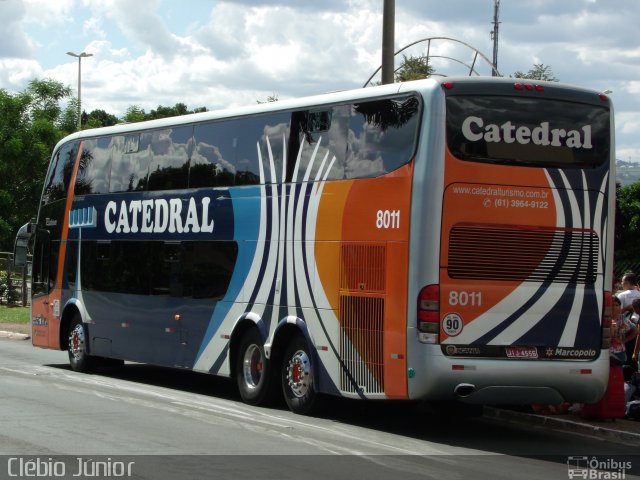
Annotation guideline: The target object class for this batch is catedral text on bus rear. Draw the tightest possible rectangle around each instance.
[462,116,593,149]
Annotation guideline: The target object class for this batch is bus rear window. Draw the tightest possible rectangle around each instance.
[446,96,610,168]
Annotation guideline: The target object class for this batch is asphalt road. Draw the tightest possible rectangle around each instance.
[0,338,638,480]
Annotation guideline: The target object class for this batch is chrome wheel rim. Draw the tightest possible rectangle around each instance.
[242,344,263,390]
[69,324,85,360]
[286,350,311,398]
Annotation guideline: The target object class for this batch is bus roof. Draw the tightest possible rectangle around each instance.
[53,76,608,152]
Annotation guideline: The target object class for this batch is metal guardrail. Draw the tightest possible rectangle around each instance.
[0,252,30,307]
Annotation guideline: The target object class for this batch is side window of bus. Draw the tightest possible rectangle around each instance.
[192,113,289,187]
[346,95,421,179]
[110,133,153,193]
[80,241,112,292]
[250,112,291,184]
[74,137,112,195]
[289,105,348,182]
[66,240,77,288]
[80,240,238,299]
[147,126,193,191]
[31,229,50,297]
[183,241,238,299]
[42,141,79,205]
[191,121,240,188]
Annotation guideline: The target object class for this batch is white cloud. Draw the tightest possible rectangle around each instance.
[83,17,106,39]
[22,0,75,26]
[0,58,43,89]
[0,0,36,58]
[617,112,640,136]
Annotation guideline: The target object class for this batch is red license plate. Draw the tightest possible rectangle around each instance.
[505,346,538,359]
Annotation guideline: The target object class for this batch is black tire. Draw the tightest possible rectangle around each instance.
[236,329,273,405]
[281,334,318,415]
[67,314,95,373]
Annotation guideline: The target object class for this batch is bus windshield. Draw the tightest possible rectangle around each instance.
[446,95,610,168]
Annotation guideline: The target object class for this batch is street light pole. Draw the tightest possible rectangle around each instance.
[66,51,93,130]
[381,0,395,85]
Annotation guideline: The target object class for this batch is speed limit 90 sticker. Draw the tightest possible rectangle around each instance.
[442,313,464,337]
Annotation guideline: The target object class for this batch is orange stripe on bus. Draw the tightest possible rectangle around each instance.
[46,141,84,348]
[55,141,84,290]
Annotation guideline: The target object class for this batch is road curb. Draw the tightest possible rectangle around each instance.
[0,330,30,340]
[485,406,640,444]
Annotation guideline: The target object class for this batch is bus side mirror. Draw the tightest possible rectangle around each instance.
[13,222,34,268]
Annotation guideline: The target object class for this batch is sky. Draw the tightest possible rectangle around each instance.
[0,0,638,162]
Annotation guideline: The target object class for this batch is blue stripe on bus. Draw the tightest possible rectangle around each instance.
[194,186,262,364]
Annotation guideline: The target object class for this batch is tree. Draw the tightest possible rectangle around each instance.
[122,103,208,123]
[59,98,80,134]
[615,180,640,265]
[0,78,72,250]
[122,105,146,123]
[84,109,119,129]
[395,55,435,82]
[512,64,559,82]
[27,78,72,123]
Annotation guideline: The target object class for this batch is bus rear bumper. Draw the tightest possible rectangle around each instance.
[407,346,610,405]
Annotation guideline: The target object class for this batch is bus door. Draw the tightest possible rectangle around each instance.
[30,227,61,348]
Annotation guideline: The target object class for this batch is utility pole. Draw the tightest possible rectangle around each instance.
[381,0,395,84]
[490,0,500,77]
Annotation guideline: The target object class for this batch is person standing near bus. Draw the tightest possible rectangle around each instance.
[617,273,640,314]
[632,299,640,369]
[611,295,638,367]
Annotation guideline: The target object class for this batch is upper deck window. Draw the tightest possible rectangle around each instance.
[42,141,78,205]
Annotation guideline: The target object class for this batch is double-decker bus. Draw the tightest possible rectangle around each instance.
[14,77,614,414]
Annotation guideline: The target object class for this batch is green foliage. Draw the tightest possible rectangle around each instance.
[123,103,208,123]
[512,64,559,82]
[84,109,119,129]
[616,180,640,264]
[123,105,146,123]
[0,271,18,305]
[59,99,80,133]
[0,305,31,323]
[395,55,434,82]
[27,78,72,122]
[0,78,73,250]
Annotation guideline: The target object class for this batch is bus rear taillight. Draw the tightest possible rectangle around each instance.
[418,285,440,344]
[514,83,544,92]
[602,290,612,349]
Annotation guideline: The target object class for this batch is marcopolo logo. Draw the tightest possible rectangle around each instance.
[461,116,593,149]
[104,196,215,235]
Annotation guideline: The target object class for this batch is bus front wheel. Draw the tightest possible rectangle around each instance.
[68,315,95,373]
[281,334,318,415]
[236,328,273,405]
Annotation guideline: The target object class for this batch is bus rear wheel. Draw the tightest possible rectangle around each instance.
[281,334,318,415]
[68,314,95,373]
[236,328,273,405]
